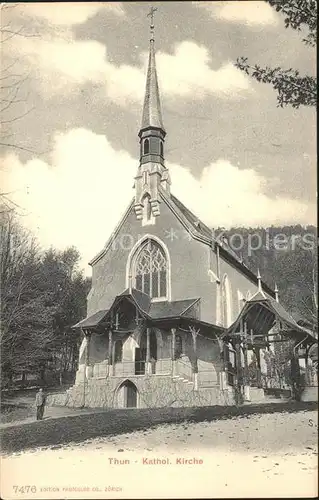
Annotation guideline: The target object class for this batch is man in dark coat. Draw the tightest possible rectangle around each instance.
[35,388,46,420]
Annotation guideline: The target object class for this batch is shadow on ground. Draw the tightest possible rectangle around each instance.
[1,401,317,455]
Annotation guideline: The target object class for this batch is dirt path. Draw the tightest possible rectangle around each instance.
[0,406,101,429]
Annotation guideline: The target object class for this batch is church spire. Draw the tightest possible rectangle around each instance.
[140,7,165,133]
[134,7,171,222]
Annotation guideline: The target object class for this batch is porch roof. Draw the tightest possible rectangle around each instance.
[113,288,201,320]
[149,298,200,319]
[225,294,317,343]
[72,289,220,332]
[72,309,109,329]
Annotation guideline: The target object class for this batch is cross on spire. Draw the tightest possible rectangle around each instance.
[147,6,157,41]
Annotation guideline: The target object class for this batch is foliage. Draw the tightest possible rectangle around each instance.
[0,4,39,214]
[263,340,295,388]
[217,225,318,326]
[0,211,90,387]
[236,0,317,108]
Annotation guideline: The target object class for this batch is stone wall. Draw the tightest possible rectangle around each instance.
[47,374,236,409]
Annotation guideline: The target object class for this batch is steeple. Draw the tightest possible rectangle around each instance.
[140,31,165,132]
[134,7,171,223]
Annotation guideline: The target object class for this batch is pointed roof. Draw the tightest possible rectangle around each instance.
[224,293,317,342]
[88,189,275,298]
[72,288,201,329]
[249,290,267,302]
[140,39,165,132]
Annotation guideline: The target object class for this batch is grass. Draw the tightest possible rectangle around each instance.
[1,400,317,455]
[0,404,34,424]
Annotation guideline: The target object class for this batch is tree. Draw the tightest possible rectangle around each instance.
[236,0,317,108]
[41,247,90,385]
[1,4,36,152]
[0,210,54,385]
[263,340,295,389]
[0,4,39,214]
[217,225,317,327]
[0,211,90,387]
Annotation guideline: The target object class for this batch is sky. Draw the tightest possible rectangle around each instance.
[1,1,317,274]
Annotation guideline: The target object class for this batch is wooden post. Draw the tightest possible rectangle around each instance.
[291,342,302,401]
[235,340,242,405]
[81,329,86,407]
[243,322,250,401]
[171,328,176,376]
[146,327,151,375]
[83,331,91,407]
[255,346,262,388]
[191,327,199,390]
[108,329,113,376]
[219,341,228,390]
[223,341,228,372]
[244,323,249,373]
[191,328,199,372]
[216,245,222,326]
[86,332,91,373]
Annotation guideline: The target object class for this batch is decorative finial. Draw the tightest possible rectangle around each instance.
[147,6,157,42]
[257,269,262,292]
[274,283,279,302]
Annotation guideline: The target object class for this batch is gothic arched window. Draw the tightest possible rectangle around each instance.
[134,240,167,299]
[144,139,150,154]
[222,275,232,327]
[160,141,164,157]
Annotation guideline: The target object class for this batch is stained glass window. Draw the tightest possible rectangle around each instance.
[134,240,167,298]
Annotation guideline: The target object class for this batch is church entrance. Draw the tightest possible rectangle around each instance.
[125,381,138,408]
[116,380,138,408]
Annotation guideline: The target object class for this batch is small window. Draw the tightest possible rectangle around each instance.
[144,139,149,154]
[142,195,152,221]
[160,141,163,157]
[143,171,148,185]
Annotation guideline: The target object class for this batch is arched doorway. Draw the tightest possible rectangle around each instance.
[117,380,138,408]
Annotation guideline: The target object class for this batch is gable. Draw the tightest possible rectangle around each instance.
[88,188,273,300]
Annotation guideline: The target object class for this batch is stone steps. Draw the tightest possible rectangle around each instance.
[172,375,193,385]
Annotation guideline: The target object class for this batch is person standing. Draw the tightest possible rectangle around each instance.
[35,388,46,420]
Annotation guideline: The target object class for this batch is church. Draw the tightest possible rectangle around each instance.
[49,18,317,410]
